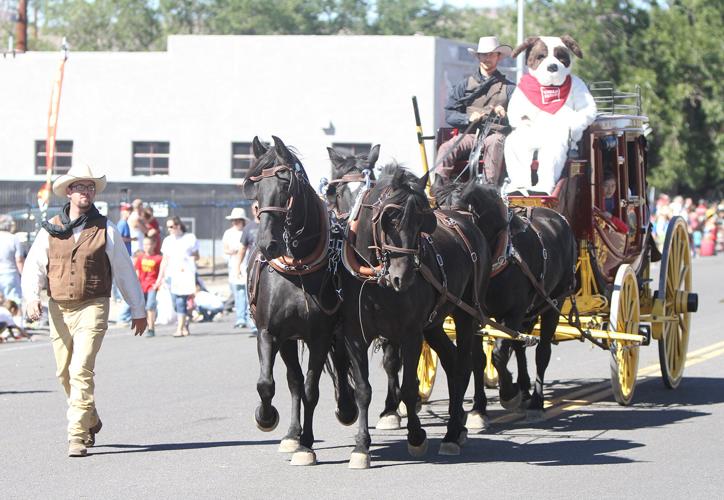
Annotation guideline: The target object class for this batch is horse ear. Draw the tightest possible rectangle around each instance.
[240,179,256,200]
[272,135,293,163]
[512,36,539,59]
[327,147,345,168]
[252,136,268,158]
[417,170,430,191]
[367,144,380,169]
[560,35,583,58]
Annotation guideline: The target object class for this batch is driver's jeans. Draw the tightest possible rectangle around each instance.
[434,132,506,186]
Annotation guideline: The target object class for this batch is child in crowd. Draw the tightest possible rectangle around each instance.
[0,299,30,342]
[135,236,163,337]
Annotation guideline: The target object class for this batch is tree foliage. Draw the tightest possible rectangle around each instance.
[7,0,722,196]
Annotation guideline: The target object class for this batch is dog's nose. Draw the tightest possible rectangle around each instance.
[547,63,559,72]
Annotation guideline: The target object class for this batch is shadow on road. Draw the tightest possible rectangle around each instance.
[0,390,53,395]
[90,439,279,456]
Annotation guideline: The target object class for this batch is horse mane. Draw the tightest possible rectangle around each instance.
[437,181,507,239]
[376,163,430,228]
[247,144,309,184]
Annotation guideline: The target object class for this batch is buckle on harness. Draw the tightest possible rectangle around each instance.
[471,252,478,263]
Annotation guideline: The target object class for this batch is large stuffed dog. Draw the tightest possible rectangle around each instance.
[504,35,597,194]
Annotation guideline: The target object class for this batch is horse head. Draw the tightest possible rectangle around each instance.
[356,164,435,292]
[242,135,311,260]
[437,181,507,247]
[326,144,379,218]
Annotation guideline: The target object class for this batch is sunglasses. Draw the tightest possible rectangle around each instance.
[69,184,96,193]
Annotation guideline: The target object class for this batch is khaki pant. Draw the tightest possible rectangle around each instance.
[48,297,109,441]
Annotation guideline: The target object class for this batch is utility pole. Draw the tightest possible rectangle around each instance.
[516,0,524,83]
[15,0,27,52]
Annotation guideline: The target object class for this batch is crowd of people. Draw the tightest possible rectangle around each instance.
[651,194,723,257]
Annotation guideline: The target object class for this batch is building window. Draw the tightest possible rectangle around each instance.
[330,142,372,157]
[231,142,254,179]
[35,140,73,175]
[132,141,169,176]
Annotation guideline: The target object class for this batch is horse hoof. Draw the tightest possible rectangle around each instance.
[278,438,300,453]
[375,413,401,430]
[526,409,545,423]
[290,447,317,466]
[407,438,428,458]
[457,429,468,447]
[465,411,490,430]
[438,441,461,456]
[335,407,358,427]
[255,406,279,432]
[348,452,371,469]
[500,390,522,411]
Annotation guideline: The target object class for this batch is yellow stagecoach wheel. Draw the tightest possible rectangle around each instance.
[657,216,693,389]
[417,341,439,402]
[609,264,641,406]
[483,337,499,388]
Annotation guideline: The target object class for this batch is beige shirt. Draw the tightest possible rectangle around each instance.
[22,221,146,319]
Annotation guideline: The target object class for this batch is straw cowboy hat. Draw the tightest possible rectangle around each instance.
[52,164,107,197]
[226,207,249,221]
[467,36,513,58]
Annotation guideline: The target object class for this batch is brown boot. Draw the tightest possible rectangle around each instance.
[86,418,103,447]
[68,439,87,457]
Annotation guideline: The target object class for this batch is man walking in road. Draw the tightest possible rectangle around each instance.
[22,164,147,457]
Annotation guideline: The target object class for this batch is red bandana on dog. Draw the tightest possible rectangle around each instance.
[518,74,572,114]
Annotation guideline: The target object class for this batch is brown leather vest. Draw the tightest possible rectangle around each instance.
[47,216,112,301]
[466,76,509,133]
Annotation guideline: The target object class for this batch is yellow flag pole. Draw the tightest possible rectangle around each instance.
[412,96,431,193]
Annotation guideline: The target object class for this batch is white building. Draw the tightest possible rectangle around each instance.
[0,35,519,186]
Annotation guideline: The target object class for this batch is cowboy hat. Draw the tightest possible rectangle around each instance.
[226,207,249,221]
[52,164,107,197]
[467,36,513,58]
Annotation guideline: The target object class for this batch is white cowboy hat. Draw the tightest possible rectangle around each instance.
[52,164,107,197]
[467,36,513,58]
[226,207,249,221]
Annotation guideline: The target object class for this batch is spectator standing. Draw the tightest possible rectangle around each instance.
[155,216,199,338]
[0,214,24,302]
[143,206,161,254]
[135,236,163,337]
[115,203,133,325]
[236,202,259,334]
[222,207,248,328]
[128,198,147,255]
[21,164,146,457]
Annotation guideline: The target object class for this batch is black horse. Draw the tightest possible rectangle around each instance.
[437,181,577,421]
[241,136,356,466]
[339,164,489,468]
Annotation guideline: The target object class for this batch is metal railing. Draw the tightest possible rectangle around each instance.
[590,81,642,115]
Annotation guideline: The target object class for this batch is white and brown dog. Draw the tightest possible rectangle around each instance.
[504,35,597,194]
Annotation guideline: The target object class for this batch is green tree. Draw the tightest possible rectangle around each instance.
[205,0,324,34]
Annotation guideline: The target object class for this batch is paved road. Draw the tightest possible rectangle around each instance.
[2,255,723,498]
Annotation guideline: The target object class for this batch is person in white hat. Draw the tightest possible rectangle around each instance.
[433,36,515,195]
[21,164,147,457]
[222,207,249,328]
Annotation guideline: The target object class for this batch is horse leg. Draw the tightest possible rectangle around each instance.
[423,326,456,417]
[401,333,427,458]
[376,341,402,430]
[255,328,280,431]
[277,340,303,453]
[468,332,490,430]
[492,334,522,410]
[331,324,358,426]
[527,309,558,423]
[513,333,532,410]
[345,333,373,469]
[440,314,473,455]
[290,337,328,466]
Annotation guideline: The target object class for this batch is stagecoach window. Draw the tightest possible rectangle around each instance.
[34,140,73,175]
[231,142,255,179]
[132,141,170,176]
[626,140,640,196]
[331,143,372,157]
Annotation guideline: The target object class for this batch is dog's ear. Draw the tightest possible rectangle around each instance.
[252,136,268,159]
[512,36,540,59]
[560,35,583,58]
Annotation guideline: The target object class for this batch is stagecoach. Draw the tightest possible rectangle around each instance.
[413,82,699,406]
